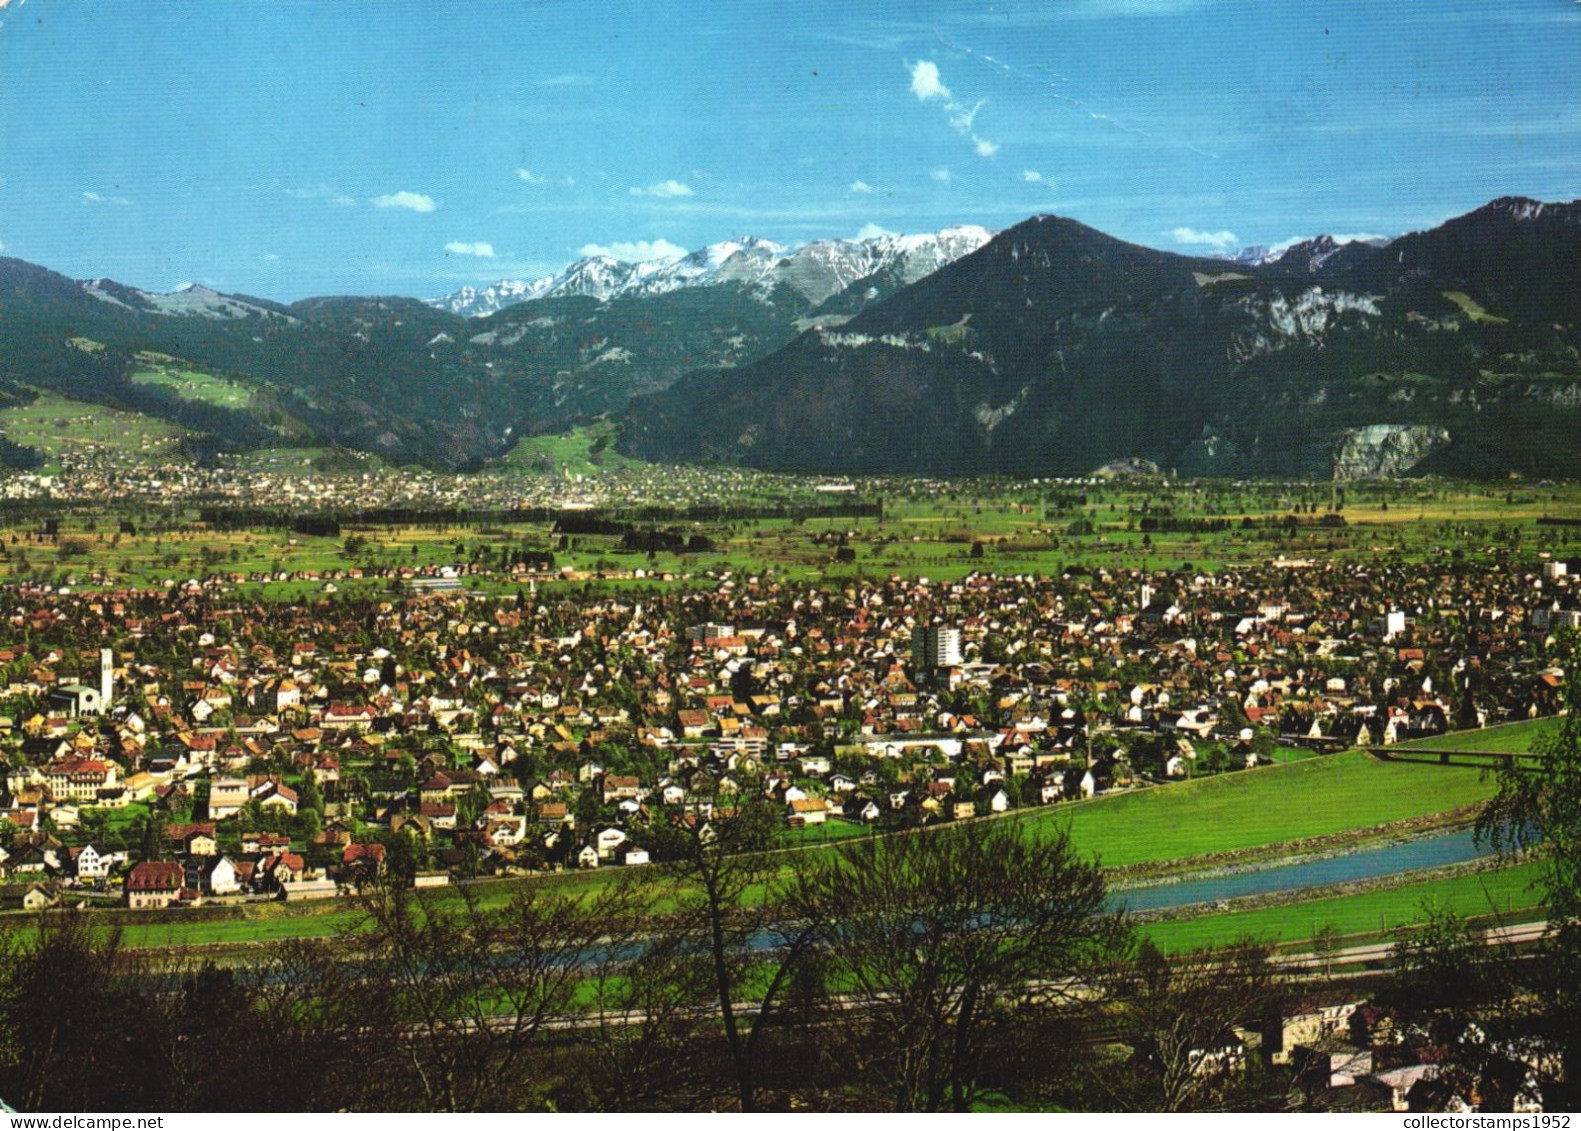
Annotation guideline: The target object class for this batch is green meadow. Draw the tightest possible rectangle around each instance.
[129,353,256,410]
[1142,860,1544,953]
[1029,749,1497,869]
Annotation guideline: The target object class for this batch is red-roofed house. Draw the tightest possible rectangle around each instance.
[126,860,184,909]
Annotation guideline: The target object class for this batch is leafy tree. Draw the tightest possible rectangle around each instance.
[1196,741,1230,775]
[299,807,323,844]
[643,783,821,1112]
[788,820,1123,1111]
[1311,924,1341,980]
[356,881,630,1111]
[297,773,324,816]
[0,916,164,1111]
[140,808,170,861]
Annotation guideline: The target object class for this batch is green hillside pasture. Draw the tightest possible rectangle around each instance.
[0,390,189,470]
[1442,290,1510,325]
[1142,859,1544,953]
[130,355,255,410]
[1027,750,1498,869]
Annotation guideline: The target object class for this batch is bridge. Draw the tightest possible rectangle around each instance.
[1368,745,1547,770]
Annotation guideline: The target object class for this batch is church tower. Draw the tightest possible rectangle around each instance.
[100,648,114,707]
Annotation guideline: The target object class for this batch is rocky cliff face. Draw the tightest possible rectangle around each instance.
[1332,425,1451,479]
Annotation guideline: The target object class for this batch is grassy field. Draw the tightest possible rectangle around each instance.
[129,353,255,410]
[1393,718,1566,753]
[1442,290,1509,325]
[524,474,1581,583]
[779,819,877,847]
[1025,749,1498,869]
[1267,745,1322,764]
[115,905,371,949]
[0,516,528,593]
[1142,859,1545,953]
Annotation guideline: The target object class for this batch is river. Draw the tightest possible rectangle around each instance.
[1113,827,1496,913]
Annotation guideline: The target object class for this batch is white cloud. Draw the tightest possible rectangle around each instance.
[516,169,576,187]
[537,73,591,87]
[1168,225,1238,250]
[909,60,951,102]
[629,179,694,199]
[82,190,132,205]
[849,180,874,194]
[445,241,497,258]
[1022,169,1049,184]
[930,167,953,184]
[578,238,687,262]
[855,223,896,241]
[286,184,355,206]
[949,99,985,134]
[263,252,279,262]
[372,191,438,213]
[910,63,998,159]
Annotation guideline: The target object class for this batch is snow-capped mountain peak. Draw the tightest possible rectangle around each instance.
[427,225,994,317]
[1222,232,1393,273]
[426,278,553,317]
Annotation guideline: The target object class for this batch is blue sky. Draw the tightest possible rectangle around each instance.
[1,0,1578,300]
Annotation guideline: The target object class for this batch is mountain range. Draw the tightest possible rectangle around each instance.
[427,225,994,316]
[0,224,991,468]
[622,197,1581,479]
[0,198,1577,478]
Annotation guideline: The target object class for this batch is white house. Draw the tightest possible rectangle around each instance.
[594,827,628,860]
[204,856,241,896]
[208,777,250,820]
[74,842,112,880]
